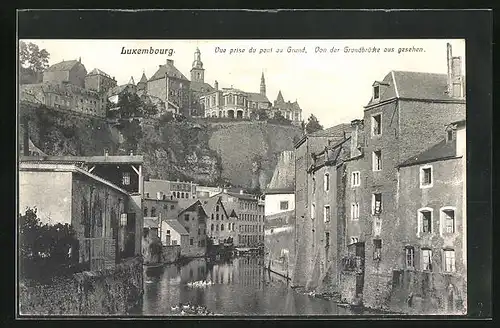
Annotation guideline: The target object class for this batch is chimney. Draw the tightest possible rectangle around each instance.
[166,59,174,65]
[214,80,219,90]
[451,56,463,98]
[446,43,453,96]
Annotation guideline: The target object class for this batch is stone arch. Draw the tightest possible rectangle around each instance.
[228,110,235,119]
[236,110,243,119]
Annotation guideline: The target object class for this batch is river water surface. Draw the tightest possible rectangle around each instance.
[135,256,364,316]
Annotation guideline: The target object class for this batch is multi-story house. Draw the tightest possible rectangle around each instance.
[177,200,208,257]
[143,193,179,246]
[358,43,465,311]
[392,119,466,314]
[201,196,237,245]
[144,178,197,201]
[43,58,87,88]
[84,68,117,94]
[200,74,271,119]
[270,90,303,124]
[292,123,350,288]
[147,59,191,117]
[217,190,265,247]
[163,219,190,256]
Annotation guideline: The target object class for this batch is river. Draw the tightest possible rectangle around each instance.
[134,256,365,316]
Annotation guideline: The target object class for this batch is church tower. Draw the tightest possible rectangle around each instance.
[260,72,266,96]
[190,47,205,83]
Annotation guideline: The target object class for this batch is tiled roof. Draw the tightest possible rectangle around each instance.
[366,71,464,107]
[46,60,80,72]
[190,81,214,94]
[178,200,208,217]
[310,123,350,138]
[165,219,189,235]
[246,92,270,103]
[138,72,148,84]
[201,196,229,218]
[274,101,301,111]
[88,68,112,78]
[149,63,189,82]
[399,139,457,167]
[276,91,284,103]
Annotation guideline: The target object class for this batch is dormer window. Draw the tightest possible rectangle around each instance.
[373,85,380,100]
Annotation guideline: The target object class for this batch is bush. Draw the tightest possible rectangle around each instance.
[19,208,79,281]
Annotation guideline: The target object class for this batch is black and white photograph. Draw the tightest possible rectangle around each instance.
[15,10,489,318]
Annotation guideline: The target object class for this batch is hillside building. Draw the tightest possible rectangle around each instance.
[201,196,237,245]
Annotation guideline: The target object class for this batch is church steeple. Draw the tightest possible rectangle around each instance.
[260,72,266,96]
[191,47,205,83]
[276,90,284,103]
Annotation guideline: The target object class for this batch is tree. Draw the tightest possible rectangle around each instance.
[305,114,323,134]
[257,108,268,121]
[19,41,50,84]
[270,111,291,125]
[113,91,158,119]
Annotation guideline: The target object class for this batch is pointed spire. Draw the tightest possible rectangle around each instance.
[260,72,266,96]
[276,90,284,103]
[78,57,81,62]
[128,76,135,85]
[139,70,148,84]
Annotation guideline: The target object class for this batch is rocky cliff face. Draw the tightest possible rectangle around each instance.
[19,104,302,189]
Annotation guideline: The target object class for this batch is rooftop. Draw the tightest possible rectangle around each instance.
[366,70,466,107]
[149,62,189,82]
[246,92,270,103]
[164,219,189,235]
[45,60,82,72]
[399,139,458,167]
[144,217,159,229]
[19,155,144,165]
[19,162,129,195]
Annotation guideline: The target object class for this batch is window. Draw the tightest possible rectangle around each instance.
[372,193,382,215]
[143,207,148,216]
[221,224,224,231]
[172,240,177,245]
[190,238,194,246]
[310,203,316,220]
[122,172,131,185]
[170,205,175,210]
[373,239,382,260]
[184,214,190,222]
[216,214,219,220]
[198,228,200,235]
[324,173,330,191]
[216,205,220,212]
[373,86,380,100]
[324,205,331,223]
[372,114,382,135]
[210,224,214,231]
[405,246,415,268]
[312,177,316,194]
[350,237,359,244]
[373,150,382,171]
[418,209,432,234]
[442,209,456,234]
[420,165,433,188]
[351,171,360,187]
[422,249,433,271]
[351,203,360,220]
[181,193,185,199]
[443,249,456,272]
[447,130,454,142]
[211,213,214,220]
[325,232,330,247]
[280,201,289,210]
[216,225,219,231]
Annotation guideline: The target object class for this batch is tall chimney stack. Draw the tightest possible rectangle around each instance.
[446,43,453,96]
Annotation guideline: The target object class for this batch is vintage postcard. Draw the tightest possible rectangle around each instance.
[18,37,467,317]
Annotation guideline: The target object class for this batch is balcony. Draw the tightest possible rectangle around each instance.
[341,255,365,274]
[79,237,116,271]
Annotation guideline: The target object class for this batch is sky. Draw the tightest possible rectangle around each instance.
[21,39,465,128]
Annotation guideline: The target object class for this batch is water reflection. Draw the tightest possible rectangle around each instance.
[140,256,355,316]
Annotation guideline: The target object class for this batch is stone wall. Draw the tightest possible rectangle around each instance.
[19,257,143,316]
[388,270,467,314]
